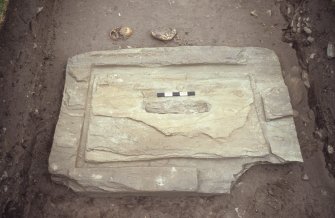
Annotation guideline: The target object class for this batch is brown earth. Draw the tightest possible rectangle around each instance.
[0,0,334,217]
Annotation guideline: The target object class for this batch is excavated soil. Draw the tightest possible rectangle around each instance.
[0,0,334,217]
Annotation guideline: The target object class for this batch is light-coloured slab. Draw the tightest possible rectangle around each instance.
[49,46,303,195]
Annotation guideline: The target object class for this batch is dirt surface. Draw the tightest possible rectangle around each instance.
[0,0,334,217]
[280,0,335,176]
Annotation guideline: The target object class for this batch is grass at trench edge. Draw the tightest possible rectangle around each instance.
[0,0,6,23]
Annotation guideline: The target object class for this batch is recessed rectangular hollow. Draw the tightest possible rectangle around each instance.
[82,65,269,163]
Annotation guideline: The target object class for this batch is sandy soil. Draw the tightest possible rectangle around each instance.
[0,0,334,217]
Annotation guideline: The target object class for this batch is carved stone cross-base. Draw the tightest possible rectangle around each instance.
[49,46,302,195]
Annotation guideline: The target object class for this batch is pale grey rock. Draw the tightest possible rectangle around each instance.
[151,27,177,41]
[250,10,258,17]
[303,26,312,35]
[302,173,309,181]
[307,36,314,43]
[49,46,303,195]
[327,43,335,59]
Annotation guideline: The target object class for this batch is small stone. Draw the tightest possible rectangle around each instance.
[302,71,310,88]
[303,27,312,35]
[3,185,8,192]
[250,10,258,17]
[310,53,316,59]
[151,27,177,41]
[110,26,133,40]
[302,173,309,181]
[36,7,44,15]
[327,43,335,59]
[33,43,38,49]
[119,26,133,38]
[266,10,272,16]
[327,145,334,154]
[307,36,314,43]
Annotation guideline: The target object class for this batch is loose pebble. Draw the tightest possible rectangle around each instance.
[36,7,44,15]
[302,174,309,181]
[250,10,258,17]
[119,26,133,38]
[310,53,316,59]
[151,27,177,41]
[302,71,310,88]
[327,43,335,58]
[110,26,133,40]
[307,36,314,43]
[303,27,312,35]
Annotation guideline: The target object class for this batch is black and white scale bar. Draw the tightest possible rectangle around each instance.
[157,91,195,97]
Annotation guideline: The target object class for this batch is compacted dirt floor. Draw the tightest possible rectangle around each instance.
[0,0,335,217]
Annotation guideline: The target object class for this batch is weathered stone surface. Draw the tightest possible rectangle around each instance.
[49,46,303,195]
[151,27,177,41]
[262,87,293,121]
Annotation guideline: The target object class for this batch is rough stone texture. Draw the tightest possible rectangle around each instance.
[49,46,303,195]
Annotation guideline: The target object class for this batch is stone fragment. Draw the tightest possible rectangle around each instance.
[310,53,316,59]
[302,173,309,181]
[302,71,310,88]
[250,10,258,17]
[307,36,314,43]
[151,27,177,41]
[327,43,335,59]
[49,47,303,195]
[119,26,133,38]
[303,26,312,35]
[110,26,133,40]
[36,7,44,15]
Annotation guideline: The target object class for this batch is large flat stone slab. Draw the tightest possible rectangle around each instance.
[49,46,303,195]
